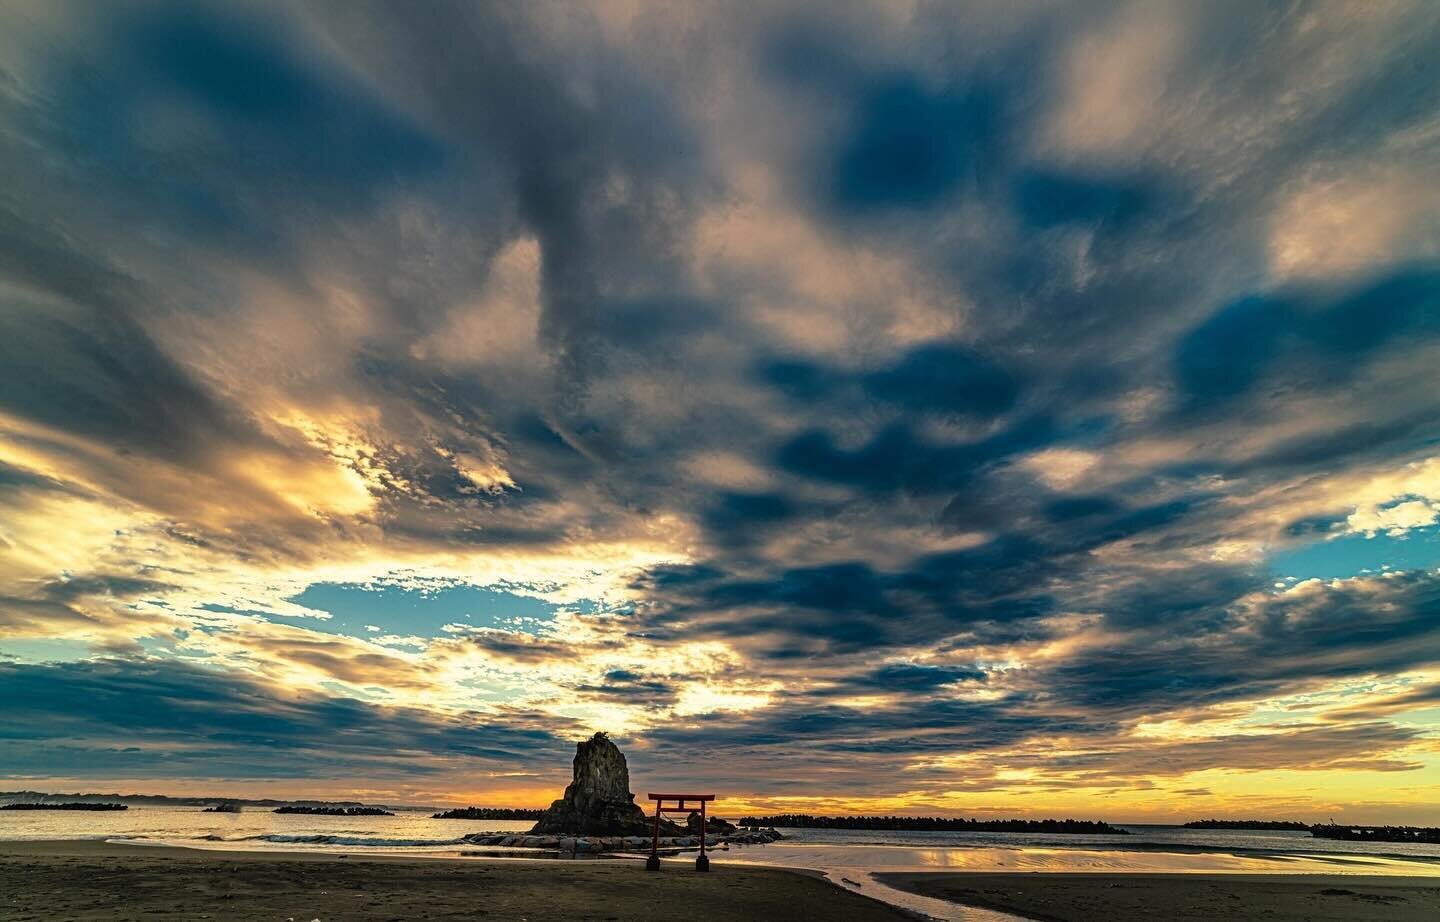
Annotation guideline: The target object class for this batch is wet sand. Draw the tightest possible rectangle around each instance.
[0,840,909,921]
[877,871,1440,921]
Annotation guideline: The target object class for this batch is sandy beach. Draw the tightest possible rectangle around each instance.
[878,871,1440,921]
[0,840,908,921]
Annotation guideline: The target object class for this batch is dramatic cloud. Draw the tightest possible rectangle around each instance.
[1,0,1439,821]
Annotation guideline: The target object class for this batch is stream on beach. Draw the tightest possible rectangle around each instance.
[5,808,1440,921]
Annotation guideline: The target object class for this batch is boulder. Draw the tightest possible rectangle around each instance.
[529,731,682,836]
[463,834,505,845]
[687,811,738,836]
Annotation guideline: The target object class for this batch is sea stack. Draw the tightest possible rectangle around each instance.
[530,732,676,836]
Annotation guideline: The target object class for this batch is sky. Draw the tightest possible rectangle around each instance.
[1,0,1439,824]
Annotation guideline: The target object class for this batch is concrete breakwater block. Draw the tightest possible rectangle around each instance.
[460,827,785,852]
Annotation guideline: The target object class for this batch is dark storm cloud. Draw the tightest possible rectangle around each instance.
[701,491,804,548]
[0,658,570,779]
[1044,569,1440,716]
[303,0,707,390]
[831,77,1002,212]
[568,668,679,706]
[1323,683,1440,721]
[0,213,256,460]
[639,535,1060,655]
[0,595,98,635]
[116,7,446,195]
[41,575,177,603]
[0,3,447,289]
[776,416,1061,494]
[764,341,1022,418]
[1013,169,1156,231]
[994,722,1427,780]
[1174,269,1440,415]
[764,6,1211,356]
[460,629,621,665]
[0,460,83,496]
[844,662,987,692]
[763,8,1044,216]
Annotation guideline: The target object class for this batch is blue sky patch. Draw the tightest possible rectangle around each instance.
[1269,525,1440,582]
[271,582,565,641]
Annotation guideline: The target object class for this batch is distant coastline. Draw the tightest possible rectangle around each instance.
[0,790,422,811]
[432,807,544,820]
[1311,824,1440,844]
[1180,820,1440,843]
[738,814,1130,834]
[0,802,128,811]
[1182,819,1309,831]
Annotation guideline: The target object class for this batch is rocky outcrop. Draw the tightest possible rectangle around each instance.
[688,811,737,836]
[530,732,680,836]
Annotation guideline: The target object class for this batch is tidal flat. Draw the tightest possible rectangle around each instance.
[878,870,1440,921]
[0,839,908,921]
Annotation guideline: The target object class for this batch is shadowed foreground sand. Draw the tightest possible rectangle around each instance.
[0,840,908,921]
[878,871,1440,921]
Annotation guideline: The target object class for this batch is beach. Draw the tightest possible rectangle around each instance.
[6,807,1440,921]
[8,838,1440,921]
[8,841,1440,922]
[879,871,1440,921]
[0,840,908,921]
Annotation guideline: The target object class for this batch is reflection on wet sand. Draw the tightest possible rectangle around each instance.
[719,843,1440,920]
[726,842,1440,876]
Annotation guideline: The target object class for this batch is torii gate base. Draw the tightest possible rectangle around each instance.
[645,793,716,872]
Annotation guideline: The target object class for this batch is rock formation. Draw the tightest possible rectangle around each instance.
[687,811,737,836]
[530,732,681,836]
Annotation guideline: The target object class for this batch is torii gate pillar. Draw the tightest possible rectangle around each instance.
[645,793,716,871]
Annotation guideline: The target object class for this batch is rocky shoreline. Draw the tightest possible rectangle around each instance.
[461,827,785,854]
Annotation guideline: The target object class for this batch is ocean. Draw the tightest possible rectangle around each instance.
[5,808,1439,921]
[0,805,534,851]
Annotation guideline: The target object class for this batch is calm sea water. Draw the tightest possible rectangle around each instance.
[3,806,1439,869]
[0,806,534,851]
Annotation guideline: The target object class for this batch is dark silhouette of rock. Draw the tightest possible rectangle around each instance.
[1183,819,1308,830]
[1310,824,1440,844]
[687,811,737,835]
[738,814,1129,834]
[530,732,681,836]
[432,806,543,820]
[273,805,393,816]
[0,802,127,811]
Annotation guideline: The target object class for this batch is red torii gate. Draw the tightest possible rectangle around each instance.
[645,792,715,871]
